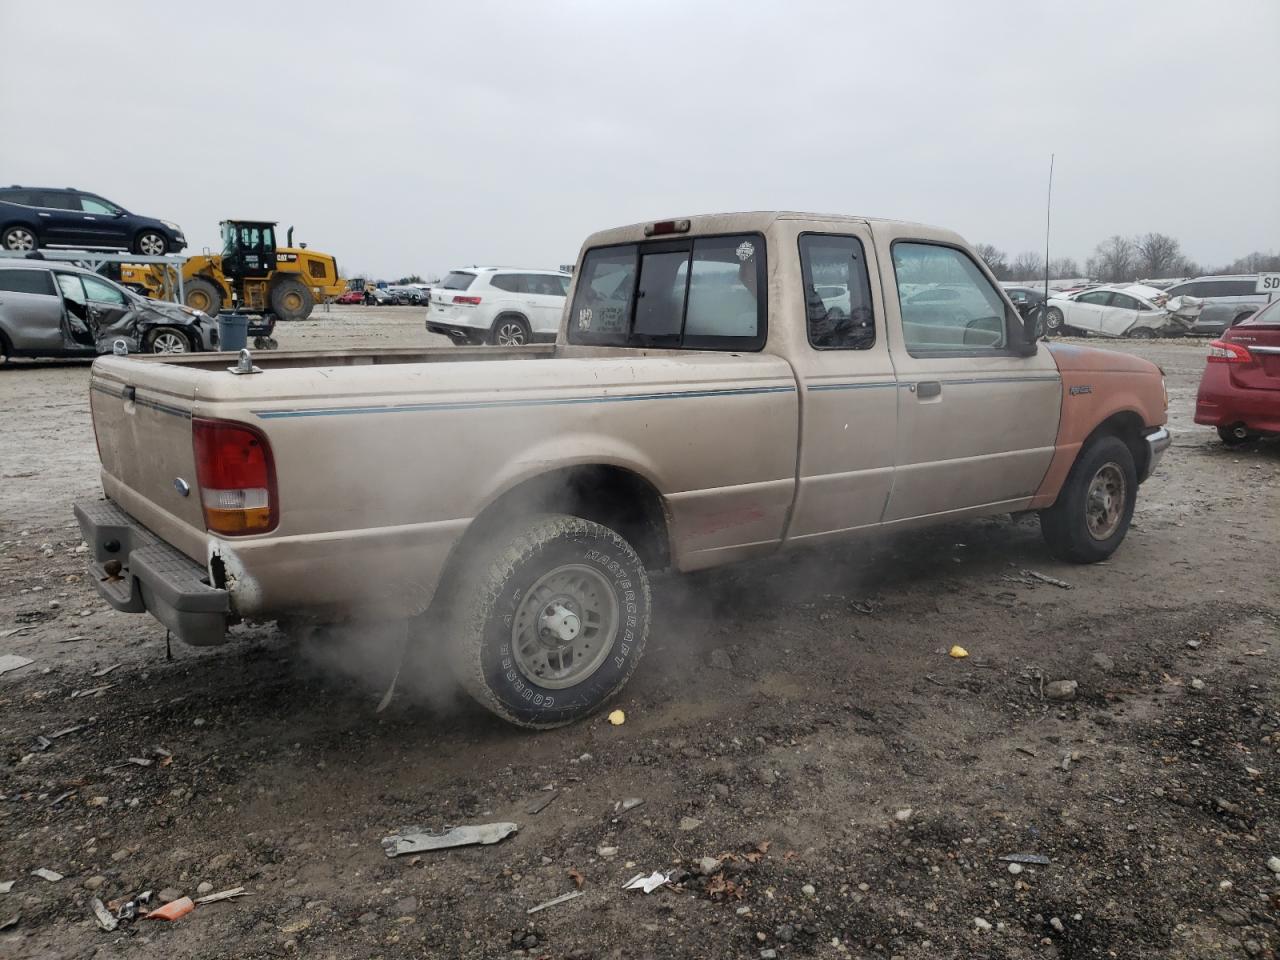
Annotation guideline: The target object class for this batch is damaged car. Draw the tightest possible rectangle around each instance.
[1044,284,1201,339]
[0,260,217,360]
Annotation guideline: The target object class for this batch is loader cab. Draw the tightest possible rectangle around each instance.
[220,220,277,281]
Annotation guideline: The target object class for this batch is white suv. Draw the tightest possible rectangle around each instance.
[426,267,572,345]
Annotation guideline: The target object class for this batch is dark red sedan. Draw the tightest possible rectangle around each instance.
[1195,298,1280,445]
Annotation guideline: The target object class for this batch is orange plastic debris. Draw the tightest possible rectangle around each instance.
[146,897,194,921]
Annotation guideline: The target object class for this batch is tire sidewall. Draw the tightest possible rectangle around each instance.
[1046,308,1063,333]
[4,225,37,251]
[144,326,191,353]
[473,526,648,726]
[136,231,167,255]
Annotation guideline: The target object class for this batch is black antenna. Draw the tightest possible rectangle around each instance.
[1044,154,1055,307]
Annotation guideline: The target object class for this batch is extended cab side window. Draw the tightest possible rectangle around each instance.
[893,243,1008,354]
[568,235,766,351]
[799,234,875,350]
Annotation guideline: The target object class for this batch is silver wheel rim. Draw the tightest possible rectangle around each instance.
[140,234,165,255]
[1085,462,1126,541]
[151,332,186,353]
[6,229,34,251]
[510,563,618,689]
[497,322,526,345]
[1047,309,1062,330]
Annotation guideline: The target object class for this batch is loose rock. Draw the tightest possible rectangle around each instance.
[974,917,992,931]
[1044,680,1078,701]
[678,817,703,832]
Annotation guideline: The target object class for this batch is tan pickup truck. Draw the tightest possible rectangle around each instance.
[76,212,1170,727]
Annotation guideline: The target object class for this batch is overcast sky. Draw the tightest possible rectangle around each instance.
[2,1,1276,280]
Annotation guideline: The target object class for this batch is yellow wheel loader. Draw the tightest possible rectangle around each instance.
[120,221,344,321]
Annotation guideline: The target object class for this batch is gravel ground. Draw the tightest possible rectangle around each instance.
[1,309,1277,959]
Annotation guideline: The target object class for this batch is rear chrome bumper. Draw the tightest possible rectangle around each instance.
[1142,427,1171,481]
[74,499,229,646]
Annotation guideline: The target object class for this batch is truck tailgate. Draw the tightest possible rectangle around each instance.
[90,363,207,559]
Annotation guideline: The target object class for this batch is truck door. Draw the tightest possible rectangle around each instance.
[876,234,1061,522]
[780,222,900,542]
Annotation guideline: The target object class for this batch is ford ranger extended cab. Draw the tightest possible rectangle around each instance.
[76,212,1170,728]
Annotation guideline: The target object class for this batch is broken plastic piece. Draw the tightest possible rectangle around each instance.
[91,898,118,931]
[31,868,62,883]
[608,709,626,725]
[526,890,584,914]
[622,871,671,894]
[382,822,518,857]
[146,896,194,921]
[1000,852,1051,865]
[949,645,969,659]
[0,881,13,894]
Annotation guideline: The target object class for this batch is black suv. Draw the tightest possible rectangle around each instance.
[0,186,186,256]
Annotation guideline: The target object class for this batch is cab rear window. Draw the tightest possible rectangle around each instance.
[568,234,766,351]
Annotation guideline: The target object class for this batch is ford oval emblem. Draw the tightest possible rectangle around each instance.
[174,478,191,497]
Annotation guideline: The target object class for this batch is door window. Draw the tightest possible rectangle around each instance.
[0,269,56,295]
[79,196,120,215]
[799,233,875,349]
[892,242,1008,353]
[56,274,86,304]
[82,275,128,305]
[1076,290,1113,306]
[527,274,568,298]
[38,192,78,210]
[1109,293,1141,310]
[2,190,37,206]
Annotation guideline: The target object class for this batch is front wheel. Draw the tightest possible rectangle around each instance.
[1039,435,1138,563]
[1045,307,1065,335]
[134,231,168,256]
[143,326,192,354]
[444,514,651,728]
[270,277,315,321]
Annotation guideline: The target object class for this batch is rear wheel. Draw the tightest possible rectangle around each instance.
[134,231,168,256]
[184,278,223,317]
[443,514,651,729]
[1217,424,1257,446]
[492,314,531,346]
[2,225,37,251]
[270,277,314,321]
[1039,435,1138,563]
[143,326,192,354]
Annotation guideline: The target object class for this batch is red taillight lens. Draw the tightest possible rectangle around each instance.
[1206,339,1251,364]
[453,295,482,305]
[192,418,278,535]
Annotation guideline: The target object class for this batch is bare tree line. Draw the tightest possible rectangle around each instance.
[975,236,1280,284]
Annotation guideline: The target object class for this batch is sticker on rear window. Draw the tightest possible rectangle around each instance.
[736,241,755,262]
[578,307,593,330]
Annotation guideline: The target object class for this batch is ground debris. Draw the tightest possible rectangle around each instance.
[382,822,518,857]
[90,898,118,931]
[0,654,34,677]
[31,868,62,883]
[526,890,584,914]
[1000,852,1051,865]
[622,871,670,894]
[525,791,559,815]
[146,896,194,921]
[193,886,249,905]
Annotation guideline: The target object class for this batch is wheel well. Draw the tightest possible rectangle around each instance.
[1083,411,1148,479]
[453,465,670,574]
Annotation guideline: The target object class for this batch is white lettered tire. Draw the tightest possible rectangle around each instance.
[447,514,650,728]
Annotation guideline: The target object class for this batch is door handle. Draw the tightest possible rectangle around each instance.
[914,380,942,399]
